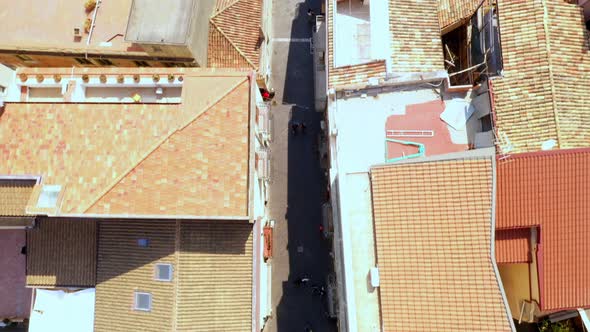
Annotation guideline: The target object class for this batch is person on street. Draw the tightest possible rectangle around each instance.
[307,8,316,23]
[291,122,299,136]
[293,275,310,286]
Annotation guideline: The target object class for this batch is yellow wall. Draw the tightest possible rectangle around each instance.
[499,263,532,320]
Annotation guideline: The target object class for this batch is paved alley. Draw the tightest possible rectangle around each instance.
[265,0,337,331]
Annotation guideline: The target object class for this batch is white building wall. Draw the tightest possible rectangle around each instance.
[327,87,441,332]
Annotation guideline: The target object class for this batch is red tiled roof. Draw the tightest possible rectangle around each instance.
[497,148,590,310]
[371,156,512,331]
[208,0,262,70]
[496,228,530,264]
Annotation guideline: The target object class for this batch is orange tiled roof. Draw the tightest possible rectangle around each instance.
[496,228,531,264]
[0,71,251,217]
[371,156,512,332]
[208,0,262,69]
[492,0,590,153]
[438,0,482,33]
[497,148,590,310]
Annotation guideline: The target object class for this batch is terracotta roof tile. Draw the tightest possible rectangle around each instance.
[328,60,387,89]
[496,228,531,264]
[0,71,251,217]
[208,0,262,69]
[371,157,512,332]
[0,181,34,216]
[176,221,252,331]
[87,80,250,217]
[497,148,590,310]
[94,221,177,331]
[326,0,443,89]
[389,0,445,73]
[94,220,252,332]
[438,0,481,32]
[26,218,97,287]
[492,0,590,153]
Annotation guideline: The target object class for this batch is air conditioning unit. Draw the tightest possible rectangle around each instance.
[370,267,380,288]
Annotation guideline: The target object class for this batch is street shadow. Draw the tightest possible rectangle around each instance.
[273,1,338,331]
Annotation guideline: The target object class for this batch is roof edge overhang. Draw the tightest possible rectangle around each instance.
[42,213,251,221]
[371,147,496,170]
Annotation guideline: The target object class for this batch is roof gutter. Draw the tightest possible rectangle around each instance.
[50,213,250,221]
[491,154,518,332]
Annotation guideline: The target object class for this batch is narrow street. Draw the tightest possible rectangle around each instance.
[265,0,338,331]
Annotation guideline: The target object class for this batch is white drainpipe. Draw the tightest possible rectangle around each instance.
[87,0,102,46]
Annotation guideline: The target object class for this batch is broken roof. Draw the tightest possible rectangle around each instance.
[491,0,590,153]
[327,0,444,89]
[208,0,262,69]
[0,69,252,217]
[497,148,590,310]
[370,153,513,331]
[438,0,482,33]
[94,220,253,331]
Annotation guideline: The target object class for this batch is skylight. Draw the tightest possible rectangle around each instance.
[36,185,61,208]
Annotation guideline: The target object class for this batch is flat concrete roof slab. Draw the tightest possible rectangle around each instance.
[125,0,194,44]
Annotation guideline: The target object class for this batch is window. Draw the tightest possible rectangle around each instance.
[137,238,150,247]
[74,57,93,65]
[93,58,113,66]
[0,85,5,94]
[15,54,33,62]
[134,60,150,67]
[154,263,173,281]
[134,292,152,311]
[37,185,61,208]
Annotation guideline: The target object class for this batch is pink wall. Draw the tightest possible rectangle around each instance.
[0,230,31,319]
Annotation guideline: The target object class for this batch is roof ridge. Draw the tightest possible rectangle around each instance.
[209,19,257,69]
[540,0,562,147]
[211,0,242,19]
[81,77,248,214]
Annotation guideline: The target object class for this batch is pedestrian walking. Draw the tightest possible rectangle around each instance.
[293,275,310,286]
[300,122,307,134]
[311,285,326,296]
[307,8,316,23]
[291,122,299,136]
